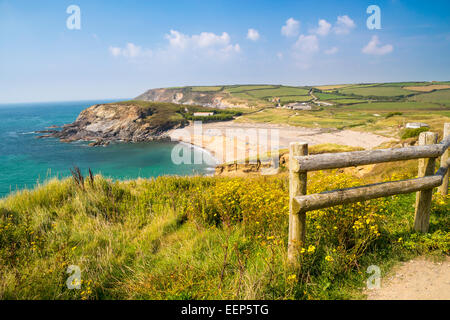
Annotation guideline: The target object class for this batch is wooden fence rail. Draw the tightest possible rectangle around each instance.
[288,123,450,263]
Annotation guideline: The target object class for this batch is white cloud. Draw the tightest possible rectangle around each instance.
[281,18,300,37]
[291,34,319,69]
[165,30,240,55]
[109,43,152,59]
[334,15,356,35]
[362,36,393,55]
[294,34,319,54]
[314,19,332,36]
[163,30,241,61]
[109,47,122,57]
[165,30,189,49]
[247,28,260,41]
[277,52,283,60]
[324,47,339,55]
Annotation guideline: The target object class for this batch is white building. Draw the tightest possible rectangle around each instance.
[405,122,429,129]
[284,102,313,110]
[193,112,215,117]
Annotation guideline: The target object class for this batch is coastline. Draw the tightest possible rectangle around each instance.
[167,121,394,164]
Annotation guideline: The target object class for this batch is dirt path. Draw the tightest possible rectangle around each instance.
[366,256,450,300]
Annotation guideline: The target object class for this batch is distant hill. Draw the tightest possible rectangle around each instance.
[136,82,450,109]
[136,85,311,108]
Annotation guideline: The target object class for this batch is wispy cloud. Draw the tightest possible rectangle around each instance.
[110,30,241,61]
[109,43,152,59]
[291,34,319,69]
[294,34,319,54]
[165,30,240,57]
[362,36,393,55]
[334,15,356,35]
[247,28,260,41]
[281,18,300,37]
[313,19,332,36]
[324,47,339,55]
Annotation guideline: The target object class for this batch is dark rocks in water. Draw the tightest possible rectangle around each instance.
[88,140,110,147]
[35,130,58,134]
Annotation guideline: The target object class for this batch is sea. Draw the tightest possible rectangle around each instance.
[0,100,217,198]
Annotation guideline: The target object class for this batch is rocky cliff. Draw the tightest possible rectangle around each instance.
[136,87,249,108]
[44,102,186,145]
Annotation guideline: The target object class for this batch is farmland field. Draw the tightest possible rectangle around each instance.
[409,89,450,106]
[338,86,414,97]
[225,85,277,93]
[342,101,449,111]
[191,86,223,92]
[279,95,312,103]
[314,92,350,100]
[404,85,450,92]
[246,87,310,98]
[314,84,350,90]
[328,98,367,104]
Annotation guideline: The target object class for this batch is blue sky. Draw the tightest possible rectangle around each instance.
[1,0,449,103]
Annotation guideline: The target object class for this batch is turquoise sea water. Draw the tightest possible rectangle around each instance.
[0,100,216,198]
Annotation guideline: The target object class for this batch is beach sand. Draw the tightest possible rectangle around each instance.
[168,121,393,164]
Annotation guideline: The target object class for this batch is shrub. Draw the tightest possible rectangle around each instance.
[401,127,429,139]
[385,112,403,118]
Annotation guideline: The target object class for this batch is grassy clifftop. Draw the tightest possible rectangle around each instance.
[0,168,448,300]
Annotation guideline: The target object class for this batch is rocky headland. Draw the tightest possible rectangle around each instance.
[41,102,187,146]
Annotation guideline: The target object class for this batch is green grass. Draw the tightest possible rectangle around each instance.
[279,95,312,103]
[327,99,367,105]
[190,86,223,92]
[314,92,350,100]
[338,86,414,97]
[409,89,450,106]
[342,101,448,111]
[246,87,310,99]
[378,82,430,87]
[225,85,277,93]
[0,168,448,300]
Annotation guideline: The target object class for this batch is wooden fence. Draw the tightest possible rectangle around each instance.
[288,123,450,263]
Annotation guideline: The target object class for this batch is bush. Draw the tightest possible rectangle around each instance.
[385,112,403,118]
[401,127,429,139]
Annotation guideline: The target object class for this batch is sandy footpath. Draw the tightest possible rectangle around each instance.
[366,256,450,300]
[168,121,393,164]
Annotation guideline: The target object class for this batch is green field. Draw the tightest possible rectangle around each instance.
[338,86,414,97]
[225,85,278,93]
[409,89,450,106]
[245,87,310,99]
[328,99,367,104]
[190,86,223,92]
[343,101,449,111]
[279,95,312,103]
[314,92,350,100]
[377,82,430,87]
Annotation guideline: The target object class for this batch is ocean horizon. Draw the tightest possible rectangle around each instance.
[0,100,216,198]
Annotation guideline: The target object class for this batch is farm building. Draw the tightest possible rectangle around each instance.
[284,102,313,110]
[193,112,215,117]
[405,122,430,129]
[316,101,334,106]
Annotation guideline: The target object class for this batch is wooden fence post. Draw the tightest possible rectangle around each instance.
[438,123,450,196]
[414,132,438,233]
[288,142,308,264]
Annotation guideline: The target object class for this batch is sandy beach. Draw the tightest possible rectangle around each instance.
[168,121,393,164]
